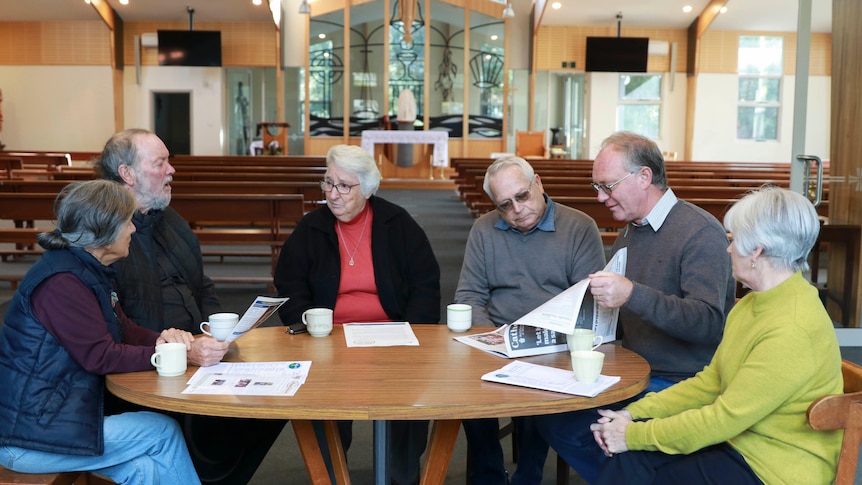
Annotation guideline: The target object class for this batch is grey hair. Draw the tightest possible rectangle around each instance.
[325,145,381,197]
[482,156,535,199]
[600,131,667,190]
[37,180,137,251]
[723,186,820,272]
[95,128,154,183]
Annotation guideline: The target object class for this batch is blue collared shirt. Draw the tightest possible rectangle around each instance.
[494,194,556,235]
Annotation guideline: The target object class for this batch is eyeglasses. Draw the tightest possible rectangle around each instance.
[495,183,533,212]
[590,172,635,196]
[320,180,360,194]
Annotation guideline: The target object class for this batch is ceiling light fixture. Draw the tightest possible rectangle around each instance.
[682,5,692,13]
[551,2,561,9]
[118,0,128,4]
[502,2,515,19]
[298,0,311,14]
[253,0,262,5]
[720,6,727,13]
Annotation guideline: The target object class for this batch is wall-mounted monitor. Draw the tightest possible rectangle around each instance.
[585,37,649,73]
[157,30,222,67]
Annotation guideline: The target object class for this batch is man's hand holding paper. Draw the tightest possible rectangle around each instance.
[588,271,634,309]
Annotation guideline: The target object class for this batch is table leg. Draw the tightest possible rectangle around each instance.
[420,419,461,485]
[292,419,351,485]
[373,420,389,485]
[324,421,351,485]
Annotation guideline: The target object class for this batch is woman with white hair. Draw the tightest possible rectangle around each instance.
[589,186,842,484]
[274,144,441,485]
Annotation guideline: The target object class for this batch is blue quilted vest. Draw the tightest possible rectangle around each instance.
[0,248,120,456]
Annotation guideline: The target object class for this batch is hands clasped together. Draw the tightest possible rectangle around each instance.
[590,409,633,457]
[156,328,230,367]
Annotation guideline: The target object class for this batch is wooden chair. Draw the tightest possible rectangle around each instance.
[807,360,862,485]
[515,131,549,159]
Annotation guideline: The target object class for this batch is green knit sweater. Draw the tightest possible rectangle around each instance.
[625,272,842,485]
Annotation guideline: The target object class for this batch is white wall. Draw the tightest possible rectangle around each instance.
[0,66,115,151]
[585,71,688,159]
[123,65,225,155]
[692,74,831,162]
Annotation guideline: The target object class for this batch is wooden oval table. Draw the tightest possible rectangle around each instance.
[107,325,650,485]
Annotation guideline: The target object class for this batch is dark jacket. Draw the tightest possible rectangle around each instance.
[274,195,441,325]
[0,248,117,456]
[111,207,220,333]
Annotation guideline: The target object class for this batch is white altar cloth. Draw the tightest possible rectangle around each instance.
[360,130,449,167]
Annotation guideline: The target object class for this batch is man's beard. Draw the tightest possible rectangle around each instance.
[136,182,171,212]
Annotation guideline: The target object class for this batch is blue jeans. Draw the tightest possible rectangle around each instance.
[533,377,676,484]
[0,411,200,485]
[463,416,549,485]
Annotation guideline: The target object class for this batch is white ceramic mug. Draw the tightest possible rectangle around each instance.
[200,312,239,341]
[446,303,472,332]
[302,308,333,337]
[571,350,605,384]
[150,342,187,377]
[566,328,603,353]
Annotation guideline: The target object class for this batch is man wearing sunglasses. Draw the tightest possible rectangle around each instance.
[454,155,606,485]
[533,131,735,483]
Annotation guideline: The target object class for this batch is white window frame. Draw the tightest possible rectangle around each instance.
[737,36,783,141]
[616,74,662,140]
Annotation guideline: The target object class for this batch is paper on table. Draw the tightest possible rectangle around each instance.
[343,322,419,347]
[481,360,621,398]
[183,361,311,396]
[225,296,289,342]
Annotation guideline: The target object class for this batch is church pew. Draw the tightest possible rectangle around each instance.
[0,193,306,286]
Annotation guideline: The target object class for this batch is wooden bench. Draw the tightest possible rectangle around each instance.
[0,193,306,287]
[0,179,326,212]
[0,157,23,180]
[0,466,115,485]
[807,360,862,485]
[169,154,326,168]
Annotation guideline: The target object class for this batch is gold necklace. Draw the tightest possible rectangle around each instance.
[336,209,369,266]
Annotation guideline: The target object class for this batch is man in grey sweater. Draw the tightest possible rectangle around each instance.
[455,156,606,485]
[534,131,735,483]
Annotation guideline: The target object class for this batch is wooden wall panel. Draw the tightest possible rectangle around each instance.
[699,30,831,76]
[0,21,110,65]
[123,21,277,67]
[830,0,862,326]
[534,26,688,73]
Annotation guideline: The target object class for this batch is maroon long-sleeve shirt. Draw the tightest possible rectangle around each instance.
[31,273,160,375]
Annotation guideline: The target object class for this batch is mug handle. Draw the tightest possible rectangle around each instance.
[301,312,309,326]
[591,336,604,350]
[200,322,212,336]
[150,353,161,368]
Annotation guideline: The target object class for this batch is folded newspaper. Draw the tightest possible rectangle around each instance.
[481,360,621,397]
[222,295,289,342]
[455,248,626,358]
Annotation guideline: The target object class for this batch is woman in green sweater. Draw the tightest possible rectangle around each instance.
[590,186,842,485]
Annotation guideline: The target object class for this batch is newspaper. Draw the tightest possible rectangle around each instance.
[455,248,626,358]
[224,296,289,342]
[182,361,310,396]
[342,322,419,347]
[481,360,621,397]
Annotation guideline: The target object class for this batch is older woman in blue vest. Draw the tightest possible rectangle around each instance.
[0,180,201,484]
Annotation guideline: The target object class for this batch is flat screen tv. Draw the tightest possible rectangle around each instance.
[585,37,649,73]
[157,30,222,67]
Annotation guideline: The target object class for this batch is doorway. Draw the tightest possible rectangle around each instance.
[549,73,585,160]
[153,92,191,155]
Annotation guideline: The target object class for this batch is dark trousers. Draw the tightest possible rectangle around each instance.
[313,419,429,485]
[595,443,763,485]
[533,376,676,484]
[463,416,549,485]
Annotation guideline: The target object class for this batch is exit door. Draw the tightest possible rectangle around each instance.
[153,92,191,155]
